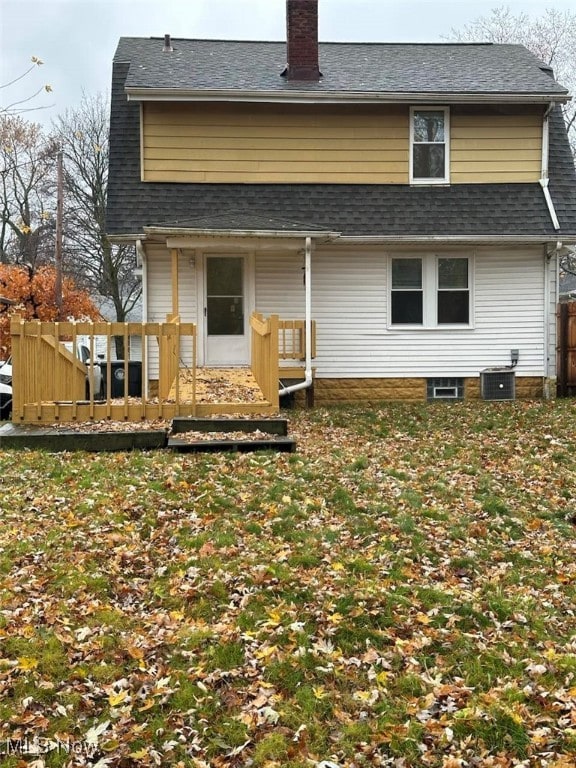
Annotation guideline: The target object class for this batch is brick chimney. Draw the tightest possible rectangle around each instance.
[285,0,320,81]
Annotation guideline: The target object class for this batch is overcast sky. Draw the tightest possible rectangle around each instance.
[1,0,574,128]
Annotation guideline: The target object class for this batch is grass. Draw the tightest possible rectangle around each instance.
[0,399,576,766]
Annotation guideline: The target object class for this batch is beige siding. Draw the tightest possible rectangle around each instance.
[451,112,541,182]
[142,102,543,185]
[143,102,409,183]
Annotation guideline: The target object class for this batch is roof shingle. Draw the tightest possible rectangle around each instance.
[115,38,569,98]
[106,40,576,240]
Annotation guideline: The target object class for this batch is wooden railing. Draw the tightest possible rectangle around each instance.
[278,319,316,360]
[10,316,197,424]
[9,314,309,424]
[251,313,279,409]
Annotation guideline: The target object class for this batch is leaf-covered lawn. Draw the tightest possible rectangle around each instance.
[1,400,576,768]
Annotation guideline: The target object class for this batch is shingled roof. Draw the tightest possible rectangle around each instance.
[115,38,569,100]
[107,39,576,240]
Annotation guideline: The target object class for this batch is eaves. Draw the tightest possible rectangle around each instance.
[125,88,572,106]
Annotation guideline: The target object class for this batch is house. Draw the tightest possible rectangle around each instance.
[106,0,576,405]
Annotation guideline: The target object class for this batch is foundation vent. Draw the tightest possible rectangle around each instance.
[427,377,464,401]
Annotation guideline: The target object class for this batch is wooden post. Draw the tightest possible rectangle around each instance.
[171,249,180,317]
[268,314,279,409]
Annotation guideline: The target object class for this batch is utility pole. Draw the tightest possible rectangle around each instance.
[55,148,63,317]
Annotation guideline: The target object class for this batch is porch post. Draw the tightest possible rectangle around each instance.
[171,248,180,316]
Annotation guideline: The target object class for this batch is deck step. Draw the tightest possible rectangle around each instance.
[171,417,289,436]
[168,436,296,453]
[0,424,168,452]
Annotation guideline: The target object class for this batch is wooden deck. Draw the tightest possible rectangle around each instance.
[9,315,314,424]
[172,367,268,405]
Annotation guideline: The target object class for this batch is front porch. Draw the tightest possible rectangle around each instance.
[9,314,315,425]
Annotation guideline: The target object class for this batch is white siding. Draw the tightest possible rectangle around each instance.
[146,245,197,378]
[255,252,305,316]
[309,246,547,378]
[146,244,550,381]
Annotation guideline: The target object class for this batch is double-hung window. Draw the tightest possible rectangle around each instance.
[410,107,450,184]
[391,258,423,324]
[390,255,471,327]
[437,257,469,324]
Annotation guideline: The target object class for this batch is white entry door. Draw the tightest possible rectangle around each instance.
[204,255,250,365]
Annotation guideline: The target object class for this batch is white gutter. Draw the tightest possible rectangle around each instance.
[337,234,576,245]
[541,179,561,231]
[543,241,563,393]
[279,236,313,397]
[540,102,561,232]
[544,246,550,386]
[126,88,570,106]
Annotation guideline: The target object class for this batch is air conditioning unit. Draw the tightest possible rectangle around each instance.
[480,368,515,401]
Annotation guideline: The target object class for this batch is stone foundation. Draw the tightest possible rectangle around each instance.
[314,378,426,405]
[313,376,545,405]
[150,375,547,407]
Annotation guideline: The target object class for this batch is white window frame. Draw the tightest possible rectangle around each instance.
[388,254,474,329]
[409,107,450,185]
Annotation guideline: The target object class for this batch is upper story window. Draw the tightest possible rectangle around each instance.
[410,107,450,184]
[390,255,471,328]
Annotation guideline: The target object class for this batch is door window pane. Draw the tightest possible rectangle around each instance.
[207,296,244,335]
[207,257,244,336]
[207,257,243,295]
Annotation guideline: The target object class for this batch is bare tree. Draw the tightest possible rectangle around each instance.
[1,57,53,116]
[447,7,576,151]
[0,115,57,266]
[52,94,141,337]
[448,7,576,277]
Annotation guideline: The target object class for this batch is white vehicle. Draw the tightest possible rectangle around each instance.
[0,343,104,402]
[0,381,11,420]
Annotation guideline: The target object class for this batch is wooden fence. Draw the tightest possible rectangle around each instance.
[557,302,576,396]
[10,316,198,424]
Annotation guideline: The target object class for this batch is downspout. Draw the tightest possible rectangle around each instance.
[544,240,562,398]
[279,236,314,396]
[540,102,561,231]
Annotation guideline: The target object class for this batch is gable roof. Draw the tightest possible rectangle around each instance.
[115,38,569,103]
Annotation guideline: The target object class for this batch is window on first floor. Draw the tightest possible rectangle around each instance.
[390,255,471,327]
